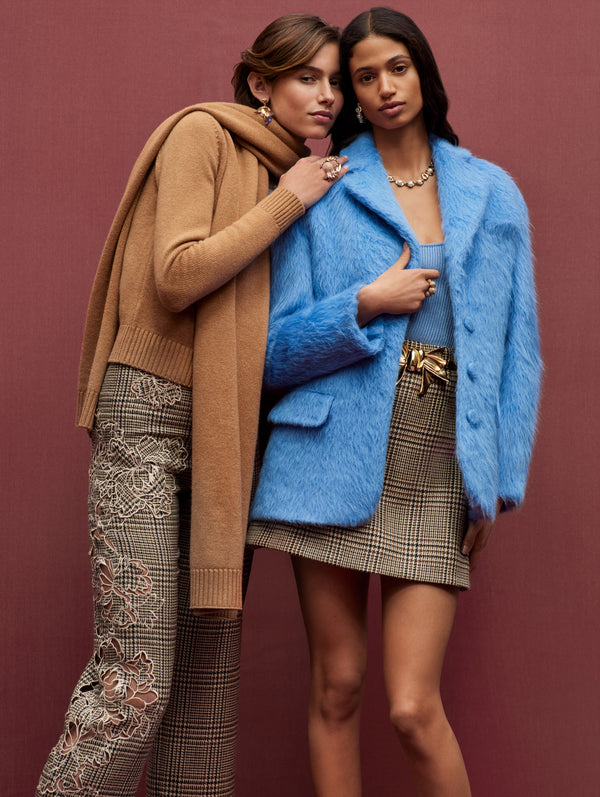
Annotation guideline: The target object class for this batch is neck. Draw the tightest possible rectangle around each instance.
[372,117,431,176]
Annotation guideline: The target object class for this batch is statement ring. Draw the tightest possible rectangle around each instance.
[321,155,342,181]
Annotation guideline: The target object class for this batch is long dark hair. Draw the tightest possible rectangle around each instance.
[331,7,458,152]
[232,14,339,108]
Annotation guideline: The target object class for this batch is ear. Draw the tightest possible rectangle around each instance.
[247,72,271,104]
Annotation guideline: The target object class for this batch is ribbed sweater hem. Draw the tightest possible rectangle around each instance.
[76,325,193,429]
[190,567,243,610]
[109,325,193,386]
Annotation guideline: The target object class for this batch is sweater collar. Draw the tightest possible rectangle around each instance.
[197,102,310,176]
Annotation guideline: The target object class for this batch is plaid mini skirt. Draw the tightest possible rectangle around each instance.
[247,340,470,589]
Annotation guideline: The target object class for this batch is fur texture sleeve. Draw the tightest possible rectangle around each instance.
[264,218,385,390]
[496,182,542,507]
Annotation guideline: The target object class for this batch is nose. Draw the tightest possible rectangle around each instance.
[318,80,335,105]
[378,73,395,98]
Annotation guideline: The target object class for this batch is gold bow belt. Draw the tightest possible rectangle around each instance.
[398,343,455,396]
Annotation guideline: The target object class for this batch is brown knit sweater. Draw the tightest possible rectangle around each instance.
[77,103,307,610]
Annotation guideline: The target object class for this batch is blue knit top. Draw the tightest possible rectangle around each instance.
[405,243,454,348]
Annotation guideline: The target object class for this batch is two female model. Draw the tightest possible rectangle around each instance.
[38,7,540,797]
[249,7,541,796]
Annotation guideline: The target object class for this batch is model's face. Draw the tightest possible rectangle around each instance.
[350,36,424,133]
[267,42,343,142]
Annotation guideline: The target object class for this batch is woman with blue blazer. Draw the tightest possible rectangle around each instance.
[248,8,541,795]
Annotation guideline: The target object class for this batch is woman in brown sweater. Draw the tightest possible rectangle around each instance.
[36,14,345,797]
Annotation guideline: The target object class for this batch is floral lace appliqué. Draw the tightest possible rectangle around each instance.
[91,553,162,634]
[37,639,159,796]
[90,420,188,520]
[130,372,183,408]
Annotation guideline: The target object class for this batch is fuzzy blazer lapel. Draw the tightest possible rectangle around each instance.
[341,133,492,283]
[342,134,422,260]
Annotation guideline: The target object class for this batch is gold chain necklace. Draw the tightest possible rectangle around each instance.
[386,159,435,189]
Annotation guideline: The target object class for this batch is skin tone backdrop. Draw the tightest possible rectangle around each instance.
[2,1,599,796]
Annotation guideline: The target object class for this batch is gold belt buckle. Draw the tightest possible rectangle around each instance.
[398,343,452,396]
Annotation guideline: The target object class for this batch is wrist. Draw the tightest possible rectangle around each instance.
[357,283,379,327]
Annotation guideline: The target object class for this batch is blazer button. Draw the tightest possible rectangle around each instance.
[466,409,480,427]
[466,363,476,381]
[463,317,475,333]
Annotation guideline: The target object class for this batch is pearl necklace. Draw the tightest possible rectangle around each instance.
[386,159,435,189]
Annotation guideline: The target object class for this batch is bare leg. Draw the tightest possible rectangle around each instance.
[292,557,370,797]
[381,578,470,797]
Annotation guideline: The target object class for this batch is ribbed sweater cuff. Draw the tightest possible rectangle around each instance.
[77,389,99,430]
[260,187,305,230]
[190,567,243,611]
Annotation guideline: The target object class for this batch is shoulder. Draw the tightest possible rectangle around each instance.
[155,107,227,174]
[471,153,526,211]
[303,133,378,219]
[434,137,528,224]
[339,131,378,166]
[164,108,226,148]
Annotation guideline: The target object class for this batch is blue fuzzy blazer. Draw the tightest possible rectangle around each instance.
[250,133,541,524]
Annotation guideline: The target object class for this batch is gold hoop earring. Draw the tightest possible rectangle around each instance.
[355,103,365,124]
[255,99,273,126]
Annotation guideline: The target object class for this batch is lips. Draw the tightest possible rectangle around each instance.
[378,101,405,113]
[310,111,333,122]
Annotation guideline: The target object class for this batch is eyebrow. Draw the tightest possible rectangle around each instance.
[295,65,341,77]
[352,54,411,76]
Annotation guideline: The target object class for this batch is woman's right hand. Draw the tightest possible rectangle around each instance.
[278,155,349,209]
[356,243,439,326]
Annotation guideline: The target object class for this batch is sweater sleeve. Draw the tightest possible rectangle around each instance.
[153,112,305,313]
[496,184,542,508]
[263,215,385,391]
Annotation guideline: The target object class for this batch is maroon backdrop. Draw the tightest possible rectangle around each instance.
[2,1,599,795]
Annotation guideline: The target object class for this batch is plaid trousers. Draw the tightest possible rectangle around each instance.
[37,364,249,797]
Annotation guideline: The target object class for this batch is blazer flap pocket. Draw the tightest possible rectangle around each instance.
[268,389,334,429]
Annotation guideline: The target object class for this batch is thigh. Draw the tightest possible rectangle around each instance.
[292,557,370,675]
[380,577,458,702]
[89,365,191,651]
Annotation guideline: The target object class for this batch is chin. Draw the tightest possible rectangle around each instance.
[308,125,334,140]
[284,122,333,141]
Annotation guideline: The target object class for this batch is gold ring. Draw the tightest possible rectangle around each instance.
[321,155,342,181]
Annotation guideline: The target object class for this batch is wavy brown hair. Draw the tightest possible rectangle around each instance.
[331,7,458,152]
[232,14,340,107]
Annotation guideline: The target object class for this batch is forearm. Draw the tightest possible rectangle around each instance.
[264,285,384,389]
[155,187,304,312]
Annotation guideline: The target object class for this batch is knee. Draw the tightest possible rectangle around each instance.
[313,666,365,724]
[389,696,439,749]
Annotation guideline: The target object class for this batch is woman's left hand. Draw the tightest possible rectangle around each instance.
[461,518,494,572]
[461,500,502,571]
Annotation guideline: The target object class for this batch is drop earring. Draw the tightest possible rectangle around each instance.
[255,99,274,126]
[355,103,365,124]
